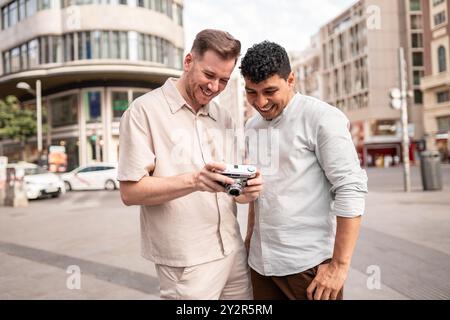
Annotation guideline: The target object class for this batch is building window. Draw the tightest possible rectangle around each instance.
[1,30,182,75]
[63,34,74,62]
[20,43,28,70]
[412,52,423,66]
[1,0,51,30]
[434,11,446,26]
[437,116,450,132]
[26,0,37,18]
[413,70,424,85]
[3,51,11,74]
[409,0,421,11]
[433,0,444,5]
[101,31,109,59]
[83,91,101,123]
[50,94,78,127]
[119,31,128,59]
[10,47,20,72]
[414,89,423,104]
[92,31,102,59]
[2,6,8,29]
[128,31,138,61]
[176,3,183,26]
[410,15,422,30]
[28,39,39,68]
[411,33,423,48]
[438,46,447,72]
[51,36,63,63]
[18,0,26,20]
[112,91,129,119]
[436,91,450,103]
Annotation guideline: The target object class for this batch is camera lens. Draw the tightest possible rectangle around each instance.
[228,188,240,196]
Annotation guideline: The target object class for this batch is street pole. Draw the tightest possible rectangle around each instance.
[36,80,43,156]
[399,47,411,192]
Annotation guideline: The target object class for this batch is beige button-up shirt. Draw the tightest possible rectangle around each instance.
[118,78,241,267]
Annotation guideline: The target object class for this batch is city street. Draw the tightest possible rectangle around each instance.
[0,165,449,300]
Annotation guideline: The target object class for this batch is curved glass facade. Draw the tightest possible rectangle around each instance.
[1,0,183,30]
[2,30,183,74]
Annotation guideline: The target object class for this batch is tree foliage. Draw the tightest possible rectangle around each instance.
[0,95,37,144]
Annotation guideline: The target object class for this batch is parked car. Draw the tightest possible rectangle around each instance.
[6,162,66,200]
[61,163,119,191]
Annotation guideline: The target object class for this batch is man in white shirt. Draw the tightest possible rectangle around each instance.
[241,41,368,300]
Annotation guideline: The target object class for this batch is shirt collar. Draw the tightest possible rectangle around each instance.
[162,78,217,121]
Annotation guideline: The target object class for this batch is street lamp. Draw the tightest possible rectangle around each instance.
[16,80,43,158]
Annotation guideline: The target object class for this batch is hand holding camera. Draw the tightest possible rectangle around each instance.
[193,162,235,194]
[193,162,263,201]
[213,164,257,196]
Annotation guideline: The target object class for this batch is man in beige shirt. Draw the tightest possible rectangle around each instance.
[117,29,262,300]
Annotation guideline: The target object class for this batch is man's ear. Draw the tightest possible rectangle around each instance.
[183,53,193,72]
[287,71,295,88]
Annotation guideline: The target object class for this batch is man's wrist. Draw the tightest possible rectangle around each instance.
[185,172,198,192]
[330,258,351,270]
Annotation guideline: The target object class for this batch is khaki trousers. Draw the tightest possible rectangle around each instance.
[155,242,253,300]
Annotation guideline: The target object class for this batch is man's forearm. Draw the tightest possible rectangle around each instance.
[331,216,362,268]
[246,201,255,240]
[120,174,196,206]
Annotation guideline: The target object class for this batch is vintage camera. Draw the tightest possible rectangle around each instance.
[216,164,257,196]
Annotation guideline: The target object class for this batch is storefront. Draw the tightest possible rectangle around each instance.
[1,86,149,171]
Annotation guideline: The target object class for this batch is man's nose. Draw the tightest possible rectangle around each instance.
[207,80,220,93]
[255,95,268,108]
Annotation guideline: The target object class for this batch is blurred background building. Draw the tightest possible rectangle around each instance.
[291,0,449,166]
[421,0,450,163]
[0,0,184,170]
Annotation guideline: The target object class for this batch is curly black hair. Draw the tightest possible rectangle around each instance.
[240,41,291,84]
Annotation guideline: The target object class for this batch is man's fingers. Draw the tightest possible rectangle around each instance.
[243,186,263,193]
[306,281,317,300]
[199,175,225,192]
[321,288,332,301]
[205,171,234,185]
[205,162,226,172]
[330,290,339,300]
[313,285,324,300]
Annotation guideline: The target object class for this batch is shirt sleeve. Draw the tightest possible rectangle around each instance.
[117,101,156,182]
[314,107,368,218]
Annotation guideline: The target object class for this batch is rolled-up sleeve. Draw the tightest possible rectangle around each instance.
[315,108,368,218]
[117,101,156,182]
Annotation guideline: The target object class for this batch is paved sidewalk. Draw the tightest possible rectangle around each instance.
[0,165,449,299]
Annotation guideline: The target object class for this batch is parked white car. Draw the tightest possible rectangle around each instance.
[61,163,119,191]
[7,162,66,200]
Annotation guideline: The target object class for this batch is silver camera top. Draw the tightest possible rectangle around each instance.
[217,164,257,179]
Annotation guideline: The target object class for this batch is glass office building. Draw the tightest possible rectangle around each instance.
[0,0,184,170]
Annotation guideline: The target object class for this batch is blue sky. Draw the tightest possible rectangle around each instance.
[184,0,357,54]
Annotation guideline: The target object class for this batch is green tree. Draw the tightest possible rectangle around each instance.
[0,95,37,160]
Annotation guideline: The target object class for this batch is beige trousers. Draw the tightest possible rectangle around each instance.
[155,242,253,300]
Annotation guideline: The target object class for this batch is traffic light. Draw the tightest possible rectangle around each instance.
[389,88,402,110]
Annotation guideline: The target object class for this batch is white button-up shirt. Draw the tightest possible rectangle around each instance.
[245,93,368,276]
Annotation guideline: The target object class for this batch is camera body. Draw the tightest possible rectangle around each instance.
[216,164,257,196]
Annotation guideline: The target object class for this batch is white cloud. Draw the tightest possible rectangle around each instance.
[183,0,357,54]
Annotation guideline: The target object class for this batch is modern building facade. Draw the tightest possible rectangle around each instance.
[421,0,450,162]
[0,0,184,170]
[291,33,323,99]
[314,0,429,167]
